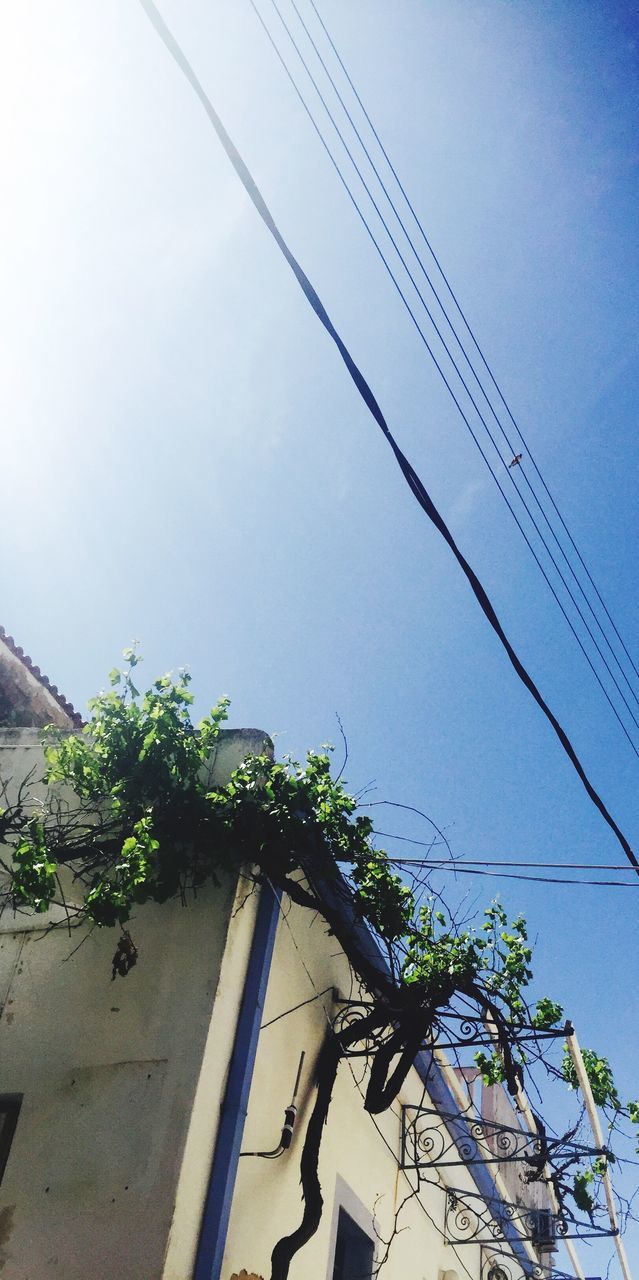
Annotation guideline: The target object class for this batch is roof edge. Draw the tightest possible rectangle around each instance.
[0,627,83,728]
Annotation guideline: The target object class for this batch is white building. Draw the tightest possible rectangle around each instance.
[0,631,571,1280]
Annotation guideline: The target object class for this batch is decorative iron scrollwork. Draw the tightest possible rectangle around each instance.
[424,1011,573,1053]
[401,1104,601,1171]
[482,1259,583,1280]
[444,1187,615,1245]
[480,1249,544,1280]
[481,1249,582,1280]
[333,1001,572,1057]
[331,1004,398,1057]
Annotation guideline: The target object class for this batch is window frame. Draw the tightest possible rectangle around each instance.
[326,1175,377,1280]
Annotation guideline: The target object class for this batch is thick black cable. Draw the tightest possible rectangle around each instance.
[137,0,638,871]
[289,0,639,718]
[305,0,639,705]
[255,0,639,755]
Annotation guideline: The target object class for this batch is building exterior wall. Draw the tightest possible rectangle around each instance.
[0,725,545,1280]
[0,728,268,1280]
[221,893,532,1280]
[0,881,237,1280]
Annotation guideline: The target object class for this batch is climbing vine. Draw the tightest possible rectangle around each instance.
[0,653,636,1277]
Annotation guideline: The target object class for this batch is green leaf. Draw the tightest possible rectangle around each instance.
[532,997,563,1030]
[572,1170,595,1214]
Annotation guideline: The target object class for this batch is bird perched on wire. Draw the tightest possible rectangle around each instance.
[508,453,523,468]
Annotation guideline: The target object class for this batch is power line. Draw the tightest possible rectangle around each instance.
[372,839,638,871]
[137,0,637,874]
[303,0,639,711]
[292,0,639,718]
[385,859,639,888]
[252,0,639,758]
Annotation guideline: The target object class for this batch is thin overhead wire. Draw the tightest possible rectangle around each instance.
[137,0,637,873]
[290,0,639,719]
[386,859,639,888]
[372,836,637,871]
[304,0,639,707]
[261,984,335,1029]
[252,0,639,758]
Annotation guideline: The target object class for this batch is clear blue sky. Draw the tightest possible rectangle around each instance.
[2,2,639,1270]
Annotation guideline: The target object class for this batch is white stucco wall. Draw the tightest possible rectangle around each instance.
[0,727,543,1280]
[0,727,270,1280]
[221,892,525,1280]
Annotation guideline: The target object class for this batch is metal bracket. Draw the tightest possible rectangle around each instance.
[444,1187,617,1245]
[424,1012,573,1053]
[401,1104,604,1171]
[480,1248,544,1280]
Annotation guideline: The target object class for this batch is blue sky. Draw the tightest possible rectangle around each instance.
[2,2,639,1270]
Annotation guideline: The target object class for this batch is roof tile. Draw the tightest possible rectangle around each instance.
[0,626,83,727]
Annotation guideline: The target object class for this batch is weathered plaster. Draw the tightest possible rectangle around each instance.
[0,728,271,1280]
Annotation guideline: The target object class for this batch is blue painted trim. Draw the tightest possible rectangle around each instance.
[193,863,532,1276]
[414,1053,533,1270]
[307,867,533,1270]
[194,881,280,1280]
